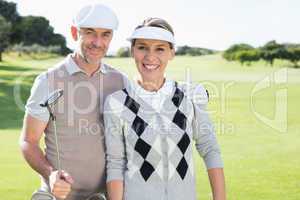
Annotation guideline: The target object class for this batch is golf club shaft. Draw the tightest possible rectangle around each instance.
[53,118,61,171]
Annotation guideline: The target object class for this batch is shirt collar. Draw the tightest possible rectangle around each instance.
[134,79,174,97]
[64,54,108,75]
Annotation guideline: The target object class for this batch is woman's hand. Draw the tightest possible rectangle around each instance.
[107,180,124,200]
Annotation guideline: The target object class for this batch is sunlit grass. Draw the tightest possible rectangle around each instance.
[1,53,299,200]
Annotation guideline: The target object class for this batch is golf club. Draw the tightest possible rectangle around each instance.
[40,89,63,170]
[31,89,63,200]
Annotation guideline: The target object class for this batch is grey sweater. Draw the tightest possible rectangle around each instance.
[104,80,223,200]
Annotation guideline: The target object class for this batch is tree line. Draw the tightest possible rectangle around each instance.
[115,45,216,57]
[223,41,300,67]
[0,0,70,61]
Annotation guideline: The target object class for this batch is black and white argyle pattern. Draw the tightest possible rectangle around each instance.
[122,88,161,181]
[120,83,193,181]
[166,83,193,180]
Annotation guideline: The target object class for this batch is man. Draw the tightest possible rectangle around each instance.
[19,3,127,200]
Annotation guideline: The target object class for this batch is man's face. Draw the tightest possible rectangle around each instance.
[73,27,113,65]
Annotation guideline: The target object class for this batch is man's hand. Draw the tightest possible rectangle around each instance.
[49,170,74,199]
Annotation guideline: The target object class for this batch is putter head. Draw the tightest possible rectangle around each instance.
[86,193,106,200]
[40,89,63,107]
[31,190,56,200]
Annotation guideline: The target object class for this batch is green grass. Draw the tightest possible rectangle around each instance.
[1,53,299,200]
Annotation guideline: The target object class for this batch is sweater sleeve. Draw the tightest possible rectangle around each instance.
[191,84,224,169]
[104,95,127,182]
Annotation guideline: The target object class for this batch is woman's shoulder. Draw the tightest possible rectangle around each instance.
[176,82,209,105]
[105,79,134,105]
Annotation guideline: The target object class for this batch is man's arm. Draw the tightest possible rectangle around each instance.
[20,113,73,199]
[19,113,52,180]
[208,168,226,200]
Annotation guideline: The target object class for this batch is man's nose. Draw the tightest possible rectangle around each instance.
[92,35,104,47]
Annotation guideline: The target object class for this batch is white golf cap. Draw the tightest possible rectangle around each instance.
[73,3,118,30]
[127,26,175,45]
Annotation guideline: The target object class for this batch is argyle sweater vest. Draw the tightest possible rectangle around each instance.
[104,82,200,200]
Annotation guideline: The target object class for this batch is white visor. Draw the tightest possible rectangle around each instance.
[127,26,175,45]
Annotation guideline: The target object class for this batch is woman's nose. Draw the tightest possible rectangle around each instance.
[144,50,156,61]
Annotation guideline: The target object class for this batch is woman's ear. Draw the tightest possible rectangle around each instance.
[130,48,134,58]
[169,48,175,60]
[71,26,78,41]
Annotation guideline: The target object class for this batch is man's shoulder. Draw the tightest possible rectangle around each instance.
[37,57,68,80]
[103,63,125,76]
[103,63,130,85]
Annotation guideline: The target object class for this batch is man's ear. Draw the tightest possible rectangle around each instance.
[71,26,78,41]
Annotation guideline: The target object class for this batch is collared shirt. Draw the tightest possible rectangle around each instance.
[25,54,109,122]
[133,79,174,113]
[65,54,109,75]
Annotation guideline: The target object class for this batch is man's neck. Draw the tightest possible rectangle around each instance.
[72,53,101,76]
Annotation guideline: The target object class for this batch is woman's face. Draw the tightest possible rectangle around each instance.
[132,39,175,83]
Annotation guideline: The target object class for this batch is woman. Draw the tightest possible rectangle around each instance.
[104,18,226,200]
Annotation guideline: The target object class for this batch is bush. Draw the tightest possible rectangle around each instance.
[116,47,130,57]
[10,43,62,57]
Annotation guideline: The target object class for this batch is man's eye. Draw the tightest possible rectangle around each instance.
[157,48,165,51]
[103,33,111,37]
[85,31,93,35]
[137,46,146,50]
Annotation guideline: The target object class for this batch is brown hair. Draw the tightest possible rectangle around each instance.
[131,17,174,49]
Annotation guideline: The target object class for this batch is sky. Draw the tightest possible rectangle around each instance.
[8,0,300,53]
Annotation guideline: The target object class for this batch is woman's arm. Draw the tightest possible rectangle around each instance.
[107,180,124,200]
[208,168,226,200]
[104,95,127,200]
[191,84,226,199]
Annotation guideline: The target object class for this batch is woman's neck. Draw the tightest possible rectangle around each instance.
[138,77,165,92]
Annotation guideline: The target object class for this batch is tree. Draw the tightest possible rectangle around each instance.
[235,49,260,66]
[176,45,191,55]
[260,40,284,66]
[116,47,130,57]
[15,16,53,46]
[0,15,11,61]
[281,45,300,68]
[223,43,254,61]
[12,15,70,54]
[0,0,21,44]
[176,45,214,56]
[0,0,19,23]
